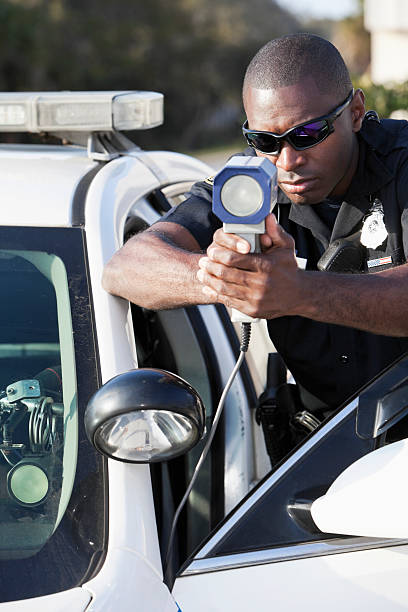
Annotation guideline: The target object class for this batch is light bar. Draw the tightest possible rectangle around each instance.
[0,91,164,133]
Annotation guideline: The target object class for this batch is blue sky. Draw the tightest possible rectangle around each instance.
[276,0,358,20]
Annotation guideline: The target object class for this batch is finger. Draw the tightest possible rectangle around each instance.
[210,291,258,317]
[215,292,280,319]
[263,213,294,249]
[201,284,218,300]
[197,267,252,301]
[198,257,254,284]
[212,228,251,254]
[260,232,273,250]
[205,246,260,271]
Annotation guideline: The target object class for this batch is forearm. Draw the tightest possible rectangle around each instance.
[197,216,408,337]
[103,227,213,310]
[296,264,408,337]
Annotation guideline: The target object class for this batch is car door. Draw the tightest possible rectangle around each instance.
[104,166,408,610]
[128,182,263,566]
[172,352,408,611]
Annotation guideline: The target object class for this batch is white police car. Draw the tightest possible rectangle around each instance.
[1,91,408,611]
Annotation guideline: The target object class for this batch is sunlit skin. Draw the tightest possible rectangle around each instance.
[196,78,367,314]
[243,77,365,205]
[103,76,408,336]
[191,79,408,334]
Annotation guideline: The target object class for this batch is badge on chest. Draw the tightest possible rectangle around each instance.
[360,199,388,249]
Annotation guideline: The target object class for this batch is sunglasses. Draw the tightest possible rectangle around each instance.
[242,89,354,155]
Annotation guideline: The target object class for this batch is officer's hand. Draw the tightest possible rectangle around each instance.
[196,214,303,319]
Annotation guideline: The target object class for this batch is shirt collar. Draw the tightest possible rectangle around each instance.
[279,129,395,245]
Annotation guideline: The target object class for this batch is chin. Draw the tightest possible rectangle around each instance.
[284,190,325,206]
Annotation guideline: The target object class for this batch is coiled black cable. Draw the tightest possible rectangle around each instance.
[240,321,251,352]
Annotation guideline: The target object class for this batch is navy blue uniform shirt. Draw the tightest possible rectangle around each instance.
[160,117,408,410]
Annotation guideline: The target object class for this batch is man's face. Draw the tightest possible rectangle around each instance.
[243,78,364,205]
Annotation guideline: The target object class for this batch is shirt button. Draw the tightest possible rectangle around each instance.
[340,355,349,364]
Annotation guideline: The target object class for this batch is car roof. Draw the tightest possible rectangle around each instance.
[0,144,99,227]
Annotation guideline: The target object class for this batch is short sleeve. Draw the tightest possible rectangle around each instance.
[160,179,222,250]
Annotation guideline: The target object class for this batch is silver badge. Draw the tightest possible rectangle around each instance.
[360,199,388,249]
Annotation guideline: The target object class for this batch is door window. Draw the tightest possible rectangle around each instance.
[185,353,408,571]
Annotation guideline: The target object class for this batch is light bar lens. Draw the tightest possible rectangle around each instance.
[38,100,112,130]
[0,104,26,127]
[113,92,163,130]
[0,91,163,133]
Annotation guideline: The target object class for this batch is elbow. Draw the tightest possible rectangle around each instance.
[102,249,151,307]
[102,257,122,297]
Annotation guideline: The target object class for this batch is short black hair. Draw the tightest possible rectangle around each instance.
[243,33,352,100]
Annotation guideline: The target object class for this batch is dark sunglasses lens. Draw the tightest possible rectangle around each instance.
[245,132,280,154]
[289,120,329,149]
[245,118,330,153]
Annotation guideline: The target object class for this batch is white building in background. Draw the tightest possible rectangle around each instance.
[365,0,408,84]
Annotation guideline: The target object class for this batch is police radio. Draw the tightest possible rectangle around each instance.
[212,156,278,321]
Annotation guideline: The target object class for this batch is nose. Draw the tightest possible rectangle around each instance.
[275,141,306,173]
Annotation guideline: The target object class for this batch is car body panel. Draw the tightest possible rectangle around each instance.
[79,150,212,610]
[83,151,213,384]
[0,589,91,612]
[173,545,408,611]
[0,144,98,227]
[0,142,211,611]
[2,121,408,611]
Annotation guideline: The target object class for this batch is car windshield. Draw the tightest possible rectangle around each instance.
[0,227,105,603]
[0,249,75,556]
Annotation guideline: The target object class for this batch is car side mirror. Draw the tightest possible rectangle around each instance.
[84,368,205,463]
[311,438,408,538]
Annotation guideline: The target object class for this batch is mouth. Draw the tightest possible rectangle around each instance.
[280,177,318,195]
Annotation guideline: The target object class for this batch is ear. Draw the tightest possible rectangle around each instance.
[350,88,366,132]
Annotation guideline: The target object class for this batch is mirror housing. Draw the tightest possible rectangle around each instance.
[84,368,205,463]
[311,438,408,538]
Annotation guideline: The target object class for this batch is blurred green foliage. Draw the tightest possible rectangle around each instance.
[0,0,300,150]
[356,80,408,118]
[4,0,403,149]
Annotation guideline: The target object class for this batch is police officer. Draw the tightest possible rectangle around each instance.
[103,33,408,414]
